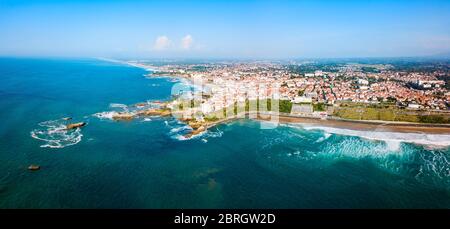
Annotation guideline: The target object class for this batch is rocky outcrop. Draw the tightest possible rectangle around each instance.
[184,125,206,139]
[112,112,135,120]
[188,121,204,129]
[137,109,171,117]
[66,122,86,130]
[179,117,194,122]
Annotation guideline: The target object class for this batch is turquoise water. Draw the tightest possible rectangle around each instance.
[0,58,449,208]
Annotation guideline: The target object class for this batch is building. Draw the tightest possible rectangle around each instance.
[292,96,312,103]
[357,78,369,85]
[291,104,313,115]
[407,103,420,109]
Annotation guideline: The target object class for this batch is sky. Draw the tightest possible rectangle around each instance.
[0,0,449,59]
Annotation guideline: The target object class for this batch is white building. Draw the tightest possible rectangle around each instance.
[292,96,312,103]
[201,103,213,114]
[407,103,420,109]
[357,78,369,85]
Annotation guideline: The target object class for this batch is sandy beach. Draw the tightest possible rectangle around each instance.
[190,111,450,136]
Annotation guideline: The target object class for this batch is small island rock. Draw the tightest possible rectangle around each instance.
[28,165,40,171]
[66,122,86,130]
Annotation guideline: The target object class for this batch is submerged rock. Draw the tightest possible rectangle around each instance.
[66,122,86,130]
[28,165,40,171]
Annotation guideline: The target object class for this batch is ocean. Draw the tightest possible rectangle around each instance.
[0,57,449,208]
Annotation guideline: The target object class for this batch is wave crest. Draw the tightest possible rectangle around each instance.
[294,124,450,149]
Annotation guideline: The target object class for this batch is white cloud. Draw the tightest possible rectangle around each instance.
[181,35,194,50]
[150,35,197,52]
[153,36,171,50]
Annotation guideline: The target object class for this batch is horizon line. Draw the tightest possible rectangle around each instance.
[1,54,449,61]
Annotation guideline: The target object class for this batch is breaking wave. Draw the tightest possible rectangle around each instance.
[316,132,332,143]
[321,137,405,159]
[291,124,450,149]
[164,119,191,140]
[170,125,192,133]
[92,103,129,120]
[272,123,450,186]
[30,119,84,148]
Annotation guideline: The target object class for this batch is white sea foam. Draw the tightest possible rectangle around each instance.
[30,119,83,148]
[275,123,450,184]
[385,140,402,151]
[173,135,189,141]
[291,124,450,148]
[205,128,223,138]
[109,103,128,111]
[170,125,192,133]
[92,111,119,120]
[92,103,131,120]
[316,132,332,143]
[164,118,191,140]
[416,151,450,180]
[322,137,404,158]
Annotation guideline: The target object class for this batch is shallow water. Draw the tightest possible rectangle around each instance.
[0,58,449,208]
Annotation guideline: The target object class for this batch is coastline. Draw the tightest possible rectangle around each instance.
[203,112,450,135]
[123,60,450,136]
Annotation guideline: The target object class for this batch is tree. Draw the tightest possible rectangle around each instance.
[279,100,293,113]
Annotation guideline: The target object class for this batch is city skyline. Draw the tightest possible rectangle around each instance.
[1,0,450,59]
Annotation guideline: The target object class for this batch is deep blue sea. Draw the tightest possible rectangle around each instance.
[0,58,449,208]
